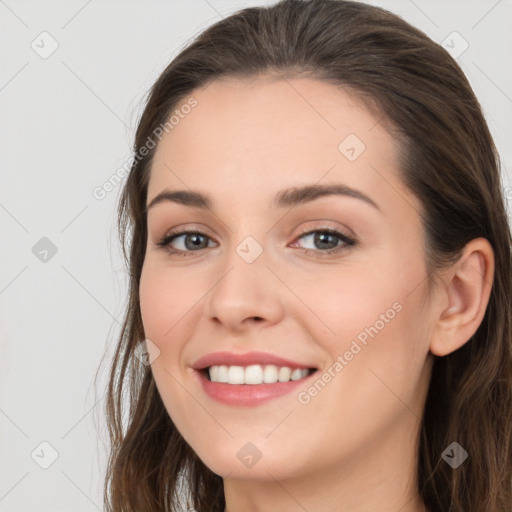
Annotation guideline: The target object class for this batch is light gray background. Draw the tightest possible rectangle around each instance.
[1,1,511,511]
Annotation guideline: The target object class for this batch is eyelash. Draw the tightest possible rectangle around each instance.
[155,227,357,258]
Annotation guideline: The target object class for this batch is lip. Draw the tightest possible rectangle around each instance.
[192,350,317,371]
[191,350,318,407]
[193,368,317,406]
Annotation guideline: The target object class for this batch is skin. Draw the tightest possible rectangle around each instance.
[139,75,494,512]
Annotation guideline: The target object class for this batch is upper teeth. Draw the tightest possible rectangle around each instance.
[208,365,310,384]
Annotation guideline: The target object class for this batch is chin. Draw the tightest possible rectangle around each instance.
[192,441,306,482]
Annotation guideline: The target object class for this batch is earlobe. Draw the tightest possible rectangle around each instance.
[429,238,494,357]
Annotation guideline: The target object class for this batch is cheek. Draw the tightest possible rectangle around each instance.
[285,260,401,345]
[138,264,202,428]
[139,263,202,341]
[293,256,428,392]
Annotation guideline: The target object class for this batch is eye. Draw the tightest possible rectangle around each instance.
[292,227,357,256]
[155,227,357,257]
[155,230,216,256]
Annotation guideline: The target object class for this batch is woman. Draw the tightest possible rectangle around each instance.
[102,1,512,510]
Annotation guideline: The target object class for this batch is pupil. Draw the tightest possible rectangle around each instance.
[316,233,336,249]
[186,234,207,250]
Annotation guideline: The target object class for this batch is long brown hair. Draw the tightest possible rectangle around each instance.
[100,1,512,510]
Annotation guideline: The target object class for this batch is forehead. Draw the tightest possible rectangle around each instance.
[148,76,412,211]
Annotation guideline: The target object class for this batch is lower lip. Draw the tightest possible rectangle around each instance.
[194,369,316,406]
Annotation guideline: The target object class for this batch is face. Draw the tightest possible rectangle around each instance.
[139,76,435,482]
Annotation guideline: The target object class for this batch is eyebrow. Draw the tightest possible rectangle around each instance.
[146,183,380,212]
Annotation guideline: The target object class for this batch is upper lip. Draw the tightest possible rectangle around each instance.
[192,350,317,370]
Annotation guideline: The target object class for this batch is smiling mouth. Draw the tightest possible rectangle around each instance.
[201,365,318,385]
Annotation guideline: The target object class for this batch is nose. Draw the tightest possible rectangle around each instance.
[204,246,284,334]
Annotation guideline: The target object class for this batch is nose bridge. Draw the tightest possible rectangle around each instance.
[215,232,268,302]
[234,234,266,266]
[219,209,270,274]
[205,231,283,329]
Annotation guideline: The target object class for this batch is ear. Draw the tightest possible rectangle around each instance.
[430,237,495,357]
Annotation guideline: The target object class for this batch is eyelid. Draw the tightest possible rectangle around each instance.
[155,223,215,242]
[293,221,356,240]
